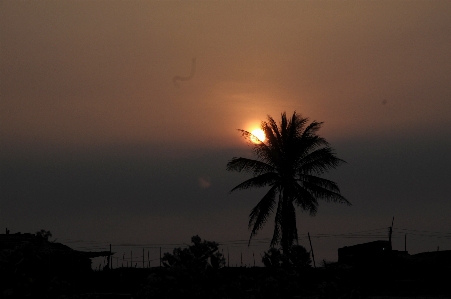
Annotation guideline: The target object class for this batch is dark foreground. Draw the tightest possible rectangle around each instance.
[2,264,451,299]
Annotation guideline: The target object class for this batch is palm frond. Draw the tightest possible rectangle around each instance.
[226,157,274,175]
[265,116,283,148]
[291,182,319,216]
[248,185,279,244]
[297,175,342,194]
[254,125,282,167]
[238,129,264,146]
[236,129,278,167]
[301,120,324,138]
[291,112,309,138]
[298,135,330,151]
[302,180,351,205]
[229,172,279,193]
[298,147,346,174]
[288,112,302,140]
[254,143,280,168]
[280,112,289,142]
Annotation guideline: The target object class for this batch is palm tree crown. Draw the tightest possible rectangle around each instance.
[227,112,350,254]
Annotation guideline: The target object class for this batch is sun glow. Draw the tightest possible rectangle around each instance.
[250,129,266,143]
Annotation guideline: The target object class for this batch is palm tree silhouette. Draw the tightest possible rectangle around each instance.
[227,112,350,256]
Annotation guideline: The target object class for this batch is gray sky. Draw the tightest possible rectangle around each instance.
[1,1,450,265]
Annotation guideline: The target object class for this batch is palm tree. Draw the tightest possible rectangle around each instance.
[227,111,350,255]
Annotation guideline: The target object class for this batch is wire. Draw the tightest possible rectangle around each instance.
[54,226,451,253]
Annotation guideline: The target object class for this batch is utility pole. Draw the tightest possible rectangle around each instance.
[159,247,162,267]
[308,232,316,268]
[109,244,112,269]
[228,248,230,267]
[389,217,394,250]
[388,226,393,250]
[404,234,407,252]
[143,248,145,269]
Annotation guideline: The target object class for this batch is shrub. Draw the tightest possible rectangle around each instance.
[162,235,225,270]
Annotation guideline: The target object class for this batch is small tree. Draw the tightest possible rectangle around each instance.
[262,248,284,268]
[36,229,52,241]
[289,245,312,268]
[162,235,225,270]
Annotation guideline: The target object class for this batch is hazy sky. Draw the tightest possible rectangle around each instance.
[1,1,450,265]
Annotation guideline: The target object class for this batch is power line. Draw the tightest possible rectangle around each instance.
[55,226,451,252]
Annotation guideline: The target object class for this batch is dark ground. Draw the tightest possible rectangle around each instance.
[4,265,449,299]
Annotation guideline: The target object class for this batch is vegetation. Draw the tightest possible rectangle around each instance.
[162,235,225,270]
[262,245,311,268]
[227,112,350,255]
[2,231,449,298]
[35,229,52,240]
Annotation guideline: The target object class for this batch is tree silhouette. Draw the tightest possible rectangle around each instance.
[227,112,350,256]
[35,229,52,241]
[162,235,225,270]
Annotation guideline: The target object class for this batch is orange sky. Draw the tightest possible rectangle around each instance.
[2,1,450,151]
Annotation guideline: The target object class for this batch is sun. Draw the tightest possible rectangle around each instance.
[250,129,266,143]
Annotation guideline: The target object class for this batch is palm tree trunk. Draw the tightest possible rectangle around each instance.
[281,191,291,266]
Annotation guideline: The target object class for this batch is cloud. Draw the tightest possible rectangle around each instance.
[198,177,211,189]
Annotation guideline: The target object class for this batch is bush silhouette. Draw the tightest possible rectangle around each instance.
[35,229,52,241]
[162,235,225,270]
